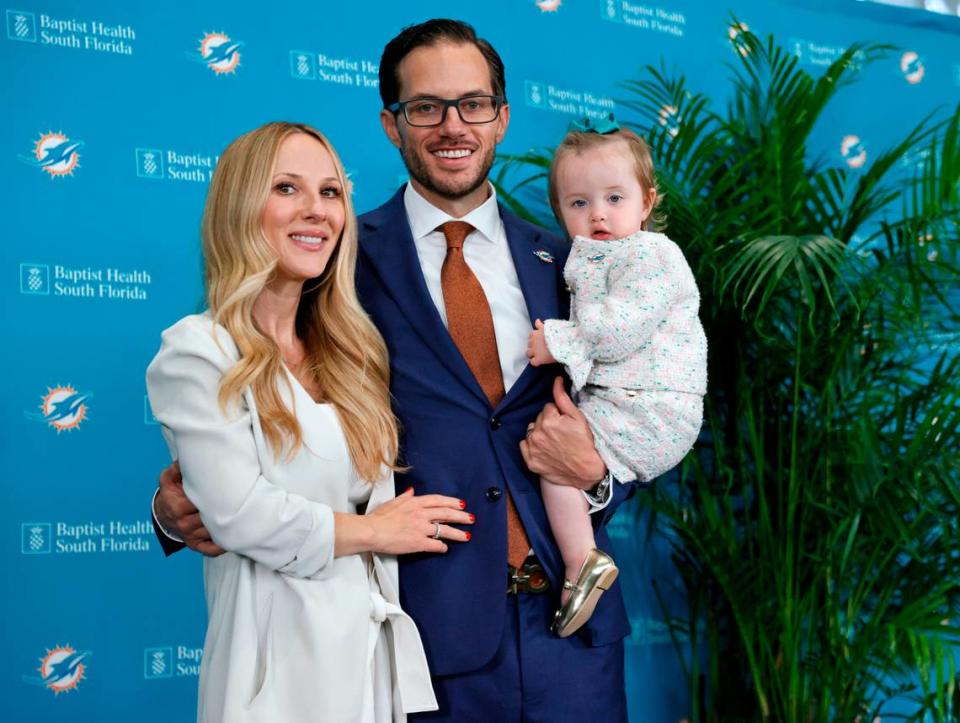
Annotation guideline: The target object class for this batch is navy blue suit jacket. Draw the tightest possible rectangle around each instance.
[356,188,633,676]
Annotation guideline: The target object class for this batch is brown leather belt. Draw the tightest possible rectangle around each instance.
[507,557,550,594]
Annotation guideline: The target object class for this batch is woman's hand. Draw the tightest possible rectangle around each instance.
[334,488,474,557]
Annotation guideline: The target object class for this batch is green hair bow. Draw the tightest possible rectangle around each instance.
[567,113,620,135]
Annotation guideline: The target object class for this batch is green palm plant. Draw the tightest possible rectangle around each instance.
[495,24,960,722]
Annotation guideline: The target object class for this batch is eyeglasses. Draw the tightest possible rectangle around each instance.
[387,95,505,127]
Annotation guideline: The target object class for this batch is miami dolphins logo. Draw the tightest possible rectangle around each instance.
[841,135,867,169]
[535,0,562,11]
[901,51,924,85]
[728,22,751,57]
[533,249,555,263]
[19,131,83,178]
[23,645,91,694]
[190,31,243,75]
[25,384,92,432]
[658,105,680,137]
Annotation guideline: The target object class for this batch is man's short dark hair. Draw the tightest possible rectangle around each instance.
[378,19,507,109]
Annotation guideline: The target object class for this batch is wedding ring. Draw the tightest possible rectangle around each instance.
[432,521,441,540]
[526,423,536,437]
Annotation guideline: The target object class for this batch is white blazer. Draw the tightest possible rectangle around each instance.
[146,313,437,723]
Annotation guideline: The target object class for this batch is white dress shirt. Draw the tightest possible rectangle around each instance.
[404,182,531,393]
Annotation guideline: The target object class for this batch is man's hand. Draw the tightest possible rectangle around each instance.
[156,462,225,557]
[519,377,606,490]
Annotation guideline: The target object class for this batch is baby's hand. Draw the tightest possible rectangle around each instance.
[526,319,556,366]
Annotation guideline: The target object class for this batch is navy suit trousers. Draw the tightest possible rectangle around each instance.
[412,590,627,723]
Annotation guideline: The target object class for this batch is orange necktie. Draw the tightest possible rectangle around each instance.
[440,221,530,568]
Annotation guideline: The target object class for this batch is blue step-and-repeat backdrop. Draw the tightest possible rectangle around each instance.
[3,1,958,720]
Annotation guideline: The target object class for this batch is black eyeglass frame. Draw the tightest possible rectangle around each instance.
[386,95,506,127]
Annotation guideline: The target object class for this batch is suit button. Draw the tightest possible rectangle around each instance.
[486,487,503,501]
[489,417,502,430]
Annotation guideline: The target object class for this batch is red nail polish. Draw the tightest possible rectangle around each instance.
[459,499,466,509]
[468,514,476,523]
[405,486,414,493]
[465,532,472,541]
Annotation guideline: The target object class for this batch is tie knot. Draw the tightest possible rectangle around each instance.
[440,221,474,250]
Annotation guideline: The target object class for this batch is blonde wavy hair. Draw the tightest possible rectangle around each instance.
[202,121,399,481]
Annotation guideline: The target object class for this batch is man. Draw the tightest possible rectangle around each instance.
[155,19,636,721]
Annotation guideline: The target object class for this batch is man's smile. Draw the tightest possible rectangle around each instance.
[433,149,473,159]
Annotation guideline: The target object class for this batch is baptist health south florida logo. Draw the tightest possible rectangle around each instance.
[524,79,615,120]
[7,10,134,54]
[21,518,154,554]
[19,131,82,178]
[22,522,52,554]
[25,384,91,432]
[6,9,36,41]
[144,647,173,679]
[288,49,379,88]
[189,31,243,75]
[136,148,164,179]
[23,645,91,694]
[144,646,202,679]
[136,145,216,183]
[20,262,152,300]
[601,0,687,37]
[20,263,49,295]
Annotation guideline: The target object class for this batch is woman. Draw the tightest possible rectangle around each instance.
[146,122,471,722]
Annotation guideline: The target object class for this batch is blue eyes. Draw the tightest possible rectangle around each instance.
[569,194,624,208]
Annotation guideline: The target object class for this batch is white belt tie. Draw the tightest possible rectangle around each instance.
[369,590,388,624]
[367,588,436,714]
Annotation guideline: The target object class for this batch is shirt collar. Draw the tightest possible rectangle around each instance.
[404,182,501,244]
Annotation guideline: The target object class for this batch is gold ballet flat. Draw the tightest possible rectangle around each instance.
[551,549,619,638]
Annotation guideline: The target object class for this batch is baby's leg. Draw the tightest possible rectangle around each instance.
[540,478,595,602]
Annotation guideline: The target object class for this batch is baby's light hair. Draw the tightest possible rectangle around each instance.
[548,127,664,233]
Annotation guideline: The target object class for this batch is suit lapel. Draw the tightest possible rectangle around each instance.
[498,210,564,409]
[502,211,561,329]
[360,189,490,406]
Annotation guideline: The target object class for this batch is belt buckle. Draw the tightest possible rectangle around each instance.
[507,559,550,594]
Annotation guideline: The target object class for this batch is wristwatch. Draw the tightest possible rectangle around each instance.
[586,469,613,503]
